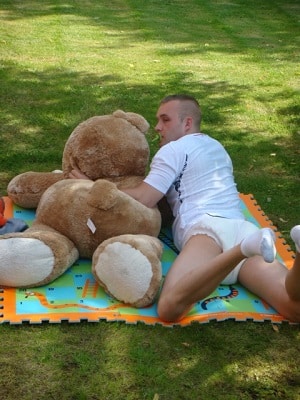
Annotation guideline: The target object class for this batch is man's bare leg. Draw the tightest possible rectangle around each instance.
[157,228,276,322]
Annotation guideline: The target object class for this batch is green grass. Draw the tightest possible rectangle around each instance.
[1,322,300,400]
[0,0,299,399]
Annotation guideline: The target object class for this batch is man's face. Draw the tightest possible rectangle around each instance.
[155,100,186,147]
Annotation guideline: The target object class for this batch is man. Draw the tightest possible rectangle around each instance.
[70,95,300,323]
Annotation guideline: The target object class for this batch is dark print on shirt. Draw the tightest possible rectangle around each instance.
[174,154,188,203]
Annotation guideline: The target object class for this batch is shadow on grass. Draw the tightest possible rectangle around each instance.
[0,60,247,170]
[1,59,299,155]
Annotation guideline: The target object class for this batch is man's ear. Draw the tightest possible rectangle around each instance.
[184,116,193,132]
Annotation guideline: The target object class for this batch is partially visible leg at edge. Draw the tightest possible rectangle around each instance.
[285,226,300,301]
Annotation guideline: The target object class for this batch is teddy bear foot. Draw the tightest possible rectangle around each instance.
[92,234,163,308]
[0,227,79,287]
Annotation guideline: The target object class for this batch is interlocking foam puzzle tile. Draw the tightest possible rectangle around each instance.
[0,194,295,326]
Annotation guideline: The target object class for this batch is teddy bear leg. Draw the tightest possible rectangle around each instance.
[92,234,163,308]
[0,226,79,288]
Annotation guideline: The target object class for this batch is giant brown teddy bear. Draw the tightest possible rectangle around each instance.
[0,110,164,308]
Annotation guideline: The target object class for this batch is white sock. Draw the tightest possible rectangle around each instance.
[290,225,300,253]
[241,228,276,263]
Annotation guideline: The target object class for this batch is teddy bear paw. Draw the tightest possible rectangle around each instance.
[92,235,162,308]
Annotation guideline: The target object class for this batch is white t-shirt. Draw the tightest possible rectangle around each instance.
[144,133,244,238]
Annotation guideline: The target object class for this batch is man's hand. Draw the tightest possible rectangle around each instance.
[69,168,91,180]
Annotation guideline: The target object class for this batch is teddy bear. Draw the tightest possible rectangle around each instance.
[0,110,164,308]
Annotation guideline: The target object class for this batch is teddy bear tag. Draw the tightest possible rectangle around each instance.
[87,218,96,234]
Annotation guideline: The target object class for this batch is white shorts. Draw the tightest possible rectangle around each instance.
[174,214,259,285]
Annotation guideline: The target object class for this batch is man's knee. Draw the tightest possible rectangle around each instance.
[157,296,181,322]
[157,297,174,322]
[157,295,189,323]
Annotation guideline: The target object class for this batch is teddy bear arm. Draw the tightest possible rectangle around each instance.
[88,179,161,232]
[7,171,64,208]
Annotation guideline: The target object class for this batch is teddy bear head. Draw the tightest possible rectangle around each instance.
[62,110,150,181]
[7,110,151,209]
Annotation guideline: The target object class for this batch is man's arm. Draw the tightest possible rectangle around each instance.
[122,182,164,209]
[69,168,164,209]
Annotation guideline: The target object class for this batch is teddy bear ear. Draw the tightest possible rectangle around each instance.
[113,110,150,134]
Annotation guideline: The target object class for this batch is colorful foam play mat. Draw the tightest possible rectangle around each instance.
[0,194,295,326]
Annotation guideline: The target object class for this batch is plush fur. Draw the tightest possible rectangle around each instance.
[1,110,163,307]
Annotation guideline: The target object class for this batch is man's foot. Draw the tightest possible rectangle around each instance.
[241,228,276,263]
[290,225,300,253]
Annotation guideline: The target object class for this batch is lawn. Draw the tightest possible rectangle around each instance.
[0,1,299,399]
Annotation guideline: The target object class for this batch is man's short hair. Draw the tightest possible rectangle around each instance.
[160,94,201,128]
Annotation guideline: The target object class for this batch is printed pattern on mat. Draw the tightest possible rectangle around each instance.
[0,194,295,325]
